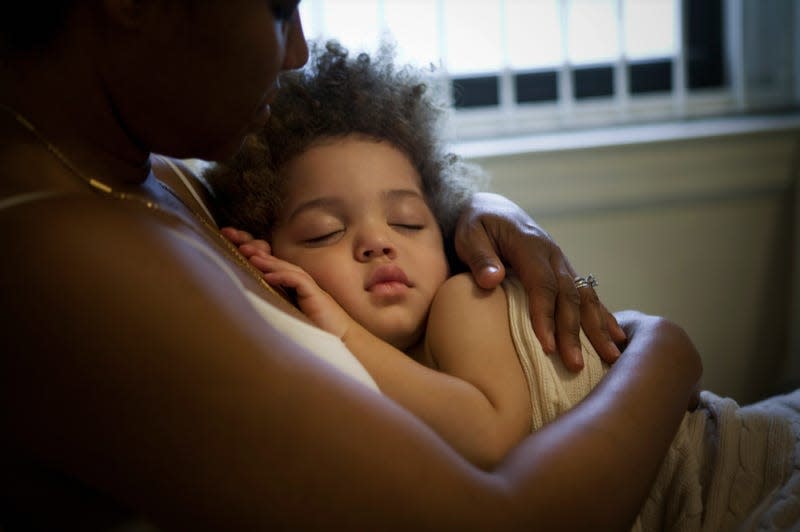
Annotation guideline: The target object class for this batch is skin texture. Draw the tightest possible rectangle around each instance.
[0,1,701,529]
[252,136,532,467]
[269,136,449,350]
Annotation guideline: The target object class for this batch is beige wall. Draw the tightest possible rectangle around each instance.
[466,125,799,404]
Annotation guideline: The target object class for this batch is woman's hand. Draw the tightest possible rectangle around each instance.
[454,193,626,371]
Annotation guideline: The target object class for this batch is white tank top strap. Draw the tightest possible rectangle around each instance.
[0,190,64,211]
[154,155,217,223]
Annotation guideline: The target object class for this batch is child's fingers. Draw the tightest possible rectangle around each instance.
[250,254,302,275]
[262,270,319,299]
[220,227,254,246]
[239,240,273,259]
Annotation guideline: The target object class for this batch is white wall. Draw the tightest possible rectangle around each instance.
[464,120,799,404]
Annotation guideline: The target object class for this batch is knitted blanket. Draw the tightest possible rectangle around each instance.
[503,277,800,531]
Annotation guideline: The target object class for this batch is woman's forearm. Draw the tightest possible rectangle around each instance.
[317,311,701,531]
[496,311,702,530]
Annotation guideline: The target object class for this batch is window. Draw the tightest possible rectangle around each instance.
[298,0,798,141]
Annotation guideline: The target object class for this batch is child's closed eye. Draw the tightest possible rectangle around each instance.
[391,223,425,232]
[304,229,345,245]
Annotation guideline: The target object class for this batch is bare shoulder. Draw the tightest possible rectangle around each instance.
[0,193,267,364]
[426,272,513,370]
[429,272,509,321]
[425,274,530,448]
[0,193,207,281]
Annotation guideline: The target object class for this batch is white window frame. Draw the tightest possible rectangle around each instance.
[298,0,799,142]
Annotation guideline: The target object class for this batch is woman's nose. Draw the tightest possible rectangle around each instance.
[282,10,309,71]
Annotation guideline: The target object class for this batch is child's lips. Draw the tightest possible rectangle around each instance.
[365,264,411,293]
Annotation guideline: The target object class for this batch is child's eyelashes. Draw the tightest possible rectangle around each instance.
[303,230,344,246]
[298,222,425,246]
[391,223,425,232]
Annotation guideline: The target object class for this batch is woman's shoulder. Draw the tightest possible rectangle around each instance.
[0,191,241,319]
[0,191,192,260]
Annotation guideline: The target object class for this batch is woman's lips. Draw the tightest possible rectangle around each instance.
[258,102,271,122]
[253,87,279,126]
[254,99,273,125]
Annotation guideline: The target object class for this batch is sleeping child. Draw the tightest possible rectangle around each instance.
[203,41,800,531]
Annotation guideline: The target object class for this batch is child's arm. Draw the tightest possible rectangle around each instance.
[255,255,531,469]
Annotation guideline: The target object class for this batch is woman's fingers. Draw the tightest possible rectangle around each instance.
[453,208,507,290]
[454,193,626,372]
[576,285,624,364]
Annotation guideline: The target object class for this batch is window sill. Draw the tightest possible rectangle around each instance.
[451,111,800,160]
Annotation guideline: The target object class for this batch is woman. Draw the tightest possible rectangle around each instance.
[0,2,699,529]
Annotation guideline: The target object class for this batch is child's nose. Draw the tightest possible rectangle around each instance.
[357,234,397,261]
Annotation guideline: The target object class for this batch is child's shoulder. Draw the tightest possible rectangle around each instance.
[425,272,520,381]
[428,273,511,341]
[432,272,509,310]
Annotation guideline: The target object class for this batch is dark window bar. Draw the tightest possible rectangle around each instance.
[629,60,673,94]
[515,71,558,103]
[685,0,725,89]
[451,75,499,108]
[573,65,614,99]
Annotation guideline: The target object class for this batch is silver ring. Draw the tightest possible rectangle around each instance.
[574,274,598,290]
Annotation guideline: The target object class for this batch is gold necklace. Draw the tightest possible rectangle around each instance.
[0,103,292,305]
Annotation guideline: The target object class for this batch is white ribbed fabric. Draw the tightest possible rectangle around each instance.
[503,277,800,531]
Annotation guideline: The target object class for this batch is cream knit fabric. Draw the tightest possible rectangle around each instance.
[503,277,800,531]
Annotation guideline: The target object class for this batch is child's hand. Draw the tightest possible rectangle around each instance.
[249,254,354,339]
[220,227,273,264]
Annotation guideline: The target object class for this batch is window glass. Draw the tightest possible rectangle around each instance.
[624,0,676,59]
[506,0,563,69]
[315,0,381,53]
[383,0,440,67]
[567,0,619,65]
[298,0,316,37]
[443,0,503,74]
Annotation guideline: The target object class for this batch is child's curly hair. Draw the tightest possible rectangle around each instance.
[204,40,486,259]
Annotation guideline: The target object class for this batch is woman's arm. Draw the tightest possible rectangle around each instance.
[2,198,700,530]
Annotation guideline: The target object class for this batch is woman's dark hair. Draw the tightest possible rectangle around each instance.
[204,40,486,266]
[1,1,75,53]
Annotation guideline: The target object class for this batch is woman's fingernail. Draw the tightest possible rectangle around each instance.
[543,335,556,353]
